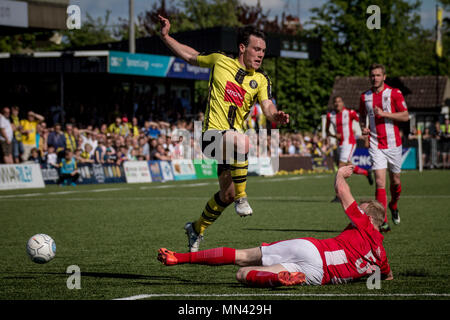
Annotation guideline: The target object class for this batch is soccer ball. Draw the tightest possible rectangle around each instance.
[26,234,56,264]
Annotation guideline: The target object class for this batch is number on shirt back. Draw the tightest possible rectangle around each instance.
[356,250,377,274]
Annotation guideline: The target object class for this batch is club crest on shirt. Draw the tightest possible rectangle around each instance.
[249,80,258,89]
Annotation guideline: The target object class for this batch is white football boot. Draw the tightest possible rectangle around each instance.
[235,197,253,217]
[184,222,203,252]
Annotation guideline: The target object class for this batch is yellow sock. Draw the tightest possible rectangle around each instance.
[194,192,230,235]
[231,159,248,200]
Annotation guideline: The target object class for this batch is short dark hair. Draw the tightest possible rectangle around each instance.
[369,63,386,75]
[333,95,344,102]
[237,25,266,49]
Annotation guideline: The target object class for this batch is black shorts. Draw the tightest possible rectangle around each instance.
[201,130,229,176]
[442,140,450,154]
[201,130,248,176]
[201,130,226,158]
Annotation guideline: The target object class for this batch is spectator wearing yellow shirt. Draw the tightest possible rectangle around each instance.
[20,111,44,161]
[127,117,140,138]
[64,123,78,152]
[108,117,129,137]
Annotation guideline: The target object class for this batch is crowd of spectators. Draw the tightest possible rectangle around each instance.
[1,105,449,170]
[407,119,450,169]
[278,132,334,158]
[1,105,332,166]
[0,106,202,168]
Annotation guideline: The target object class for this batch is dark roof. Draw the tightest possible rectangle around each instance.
[74,27,321,59]
[328,76,449,110]
[74,27,280,57]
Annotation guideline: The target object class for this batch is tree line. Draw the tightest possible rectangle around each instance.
[1,0,448,131]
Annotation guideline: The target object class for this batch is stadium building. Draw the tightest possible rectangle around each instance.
[0,1,319,126]
[327,75,450,134]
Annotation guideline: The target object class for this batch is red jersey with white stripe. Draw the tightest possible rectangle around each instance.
[326,107,359,146]
[359,84,408,149]
[303,201,391,285]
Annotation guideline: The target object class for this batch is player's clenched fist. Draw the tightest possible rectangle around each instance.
[158,15,171,38]
[337,165,354,179]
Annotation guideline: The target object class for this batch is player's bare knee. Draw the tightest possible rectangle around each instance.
[390,174,401,186]
[375,177,385,188]
[235,249,252,266]
[240,135,250,154]
[235,248,262,266]
[231,132,249,155]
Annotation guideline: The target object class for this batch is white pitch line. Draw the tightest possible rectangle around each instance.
[0,197,210,201]
[90,187,130,192]
[114,293,450,300]
[47,191,79,195]
[0,175,330,199]
[0,192,43,198]
[140,182,213,190]
[1,172,450,200]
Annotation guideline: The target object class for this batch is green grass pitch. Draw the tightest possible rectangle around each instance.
[1,170,449,300]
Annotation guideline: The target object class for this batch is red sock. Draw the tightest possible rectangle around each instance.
[376,188,388,223]
[245,270,281,287]
[389,183,401,210]
[353,165,368,176]
[174,247,235,265]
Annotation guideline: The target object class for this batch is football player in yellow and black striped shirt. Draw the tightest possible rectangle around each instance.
[159,15,289,252]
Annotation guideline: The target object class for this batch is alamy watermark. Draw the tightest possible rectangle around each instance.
[366,266,381,290]
[170,121,280,170]
[66,265,81,289]
[367,5,381,30]
[66,5,81,30]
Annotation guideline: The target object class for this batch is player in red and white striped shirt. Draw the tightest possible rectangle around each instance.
[157,166,393,287]
[326,96,373,202]
[359,63,409,232]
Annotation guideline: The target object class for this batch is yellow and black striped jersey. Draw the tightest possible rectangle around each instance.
[197,52,272,132]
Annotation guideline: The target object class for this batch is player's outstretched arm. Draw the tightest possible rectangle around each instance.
[260,99,289,125]
[334,165,356,211]
[158,15,199,66]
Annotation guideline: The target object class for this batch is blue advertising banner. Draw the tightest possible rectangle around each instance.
[42,163,126,185]
[351,147,417,170]
[148,160,163,182]
[166,57,210,80]
[109,51,173,78]
[109,51,210,80]
[159,160,175,181]
[351,148,372,170]
[401,147,417,170]
[101,163,127,183]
